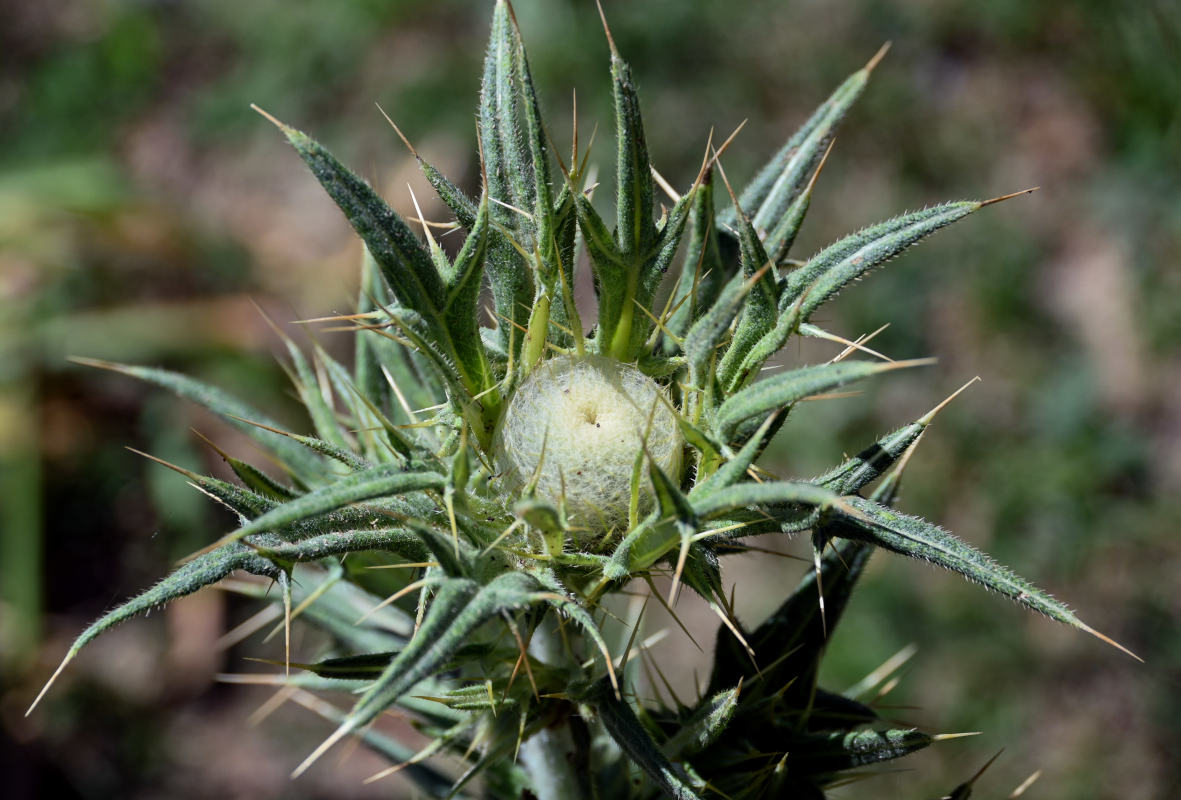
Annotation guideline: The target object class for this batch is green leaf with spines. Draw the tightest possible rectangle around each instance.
[725,290,807,390]
[31,542,282,712]
[781,201,981,323]
[77,359,327,484]
[480,0,535,355]
[326,572,544,751]
[720,47,881,236]
[691,408,788,499]
[790,728,933,773]
[504,4,557,275]
[271,118,497,421]
[662,685,741,761]
[590,681,704,800]
[274,122,445,328]
[215,450,297,502]
[713,359,926,440]
[135,449,283,520]
[665,169,731,349]
[681,271,748,393]
[691,480,841,522]
[252,527,431,568]
[607,35,655,262]
[715,188,780,393]
[221,465,446,547]
[830,496,1103,636]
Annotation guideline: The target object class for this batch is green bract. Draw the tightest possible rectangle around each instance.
[31,2,1136,798]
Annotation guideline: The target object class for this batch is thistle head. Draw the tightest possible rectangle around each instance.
[31,3,1135,798]
[494,354,682,537]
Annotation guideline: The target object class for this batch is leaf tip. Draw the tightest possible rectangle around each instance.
[250,103,289,133]
[25,649,76,716]
[375,103,419,158]
[919,375,981,425]
[932,730,982,741]
[1078,620,1143,662]
[594,0,619,56]
[292,720,356,778]
[865,41,892,74]
[980,186,1039,207]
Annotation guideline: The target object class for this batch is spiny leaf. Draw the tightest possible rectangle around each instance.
[662,684,741,760]
[814,377,979,497]
[213,466,446,550]
[130,447,277,520]
[792,727,933,773]
[715,164,780,393]
[28,543,279,715]
[691,408,788,499]
[664,170,731,348]
[781,201,980,322]
[379,106,478,228]
[191,434,297,502]
[691,480,842,522]
[480,0,535,354]
[831,496,1140,659]
[74,359,326,483]
[591,680,704,800]
[722,44,885,235]
[295,572,543,777]
[605,15,655,260]
[682,271,750,391]
[257,110,447,340]
[714,359,930,440]
[504,2,557,270]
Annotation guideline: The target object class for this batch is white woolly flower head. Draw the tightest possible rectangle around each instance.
[494,355,682,537]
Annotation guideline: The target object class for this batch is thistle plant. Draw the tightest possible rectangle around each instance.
[29,2,1138,797]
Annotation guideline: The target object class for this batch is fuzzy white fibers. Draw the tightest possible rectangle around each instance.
[494,355,682,536]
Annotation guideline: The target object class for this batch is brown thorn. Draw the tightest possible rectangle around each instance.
[864,41,892,74]
[698,119,748,190]
[920,375,981,425]
[250,103,287,131]
[375,103,419,158]
[125,446,199,479]
[594,0,618,55]
[980,186,1039,207]
[1077,620,1143,662]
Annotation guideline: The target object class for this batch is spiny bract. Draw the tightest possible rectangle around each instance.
[31,2,1135,798]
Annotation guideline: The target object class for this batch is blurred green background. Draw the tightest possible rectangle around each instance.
[2,0,1178,797]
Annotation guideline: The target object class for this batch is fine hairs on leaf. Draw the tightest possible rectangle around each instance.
[30,2,1138,798]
